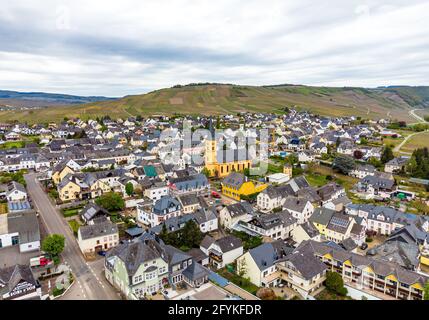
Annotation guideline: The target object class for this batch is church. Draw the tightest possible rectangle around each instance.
[204,120,252,178]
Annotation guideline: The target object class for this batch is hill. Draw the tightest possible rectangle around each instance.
[0,84,428,123]
[0,90,116,109]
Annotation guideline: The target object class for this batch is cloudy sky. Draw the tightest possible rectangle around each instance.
[0,0,428,97]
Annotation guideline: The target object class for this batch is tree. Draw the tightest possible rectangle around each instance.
[125,182,134,197]
[42,234,65,258]
[332,155,355,174]
[95,192,125,212]
[381,146,394,164]
[325,271,348,296]
[424,282,429,300]
[201,167,211,178]
[181,220,203,248]
[353,150,363,160]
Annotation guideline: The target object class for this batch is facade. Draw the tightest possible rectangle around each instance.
[77,220,119,254]
[221,172,267,201]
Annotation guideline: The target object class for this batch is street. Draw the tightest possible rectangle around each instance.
[24,173,120,300]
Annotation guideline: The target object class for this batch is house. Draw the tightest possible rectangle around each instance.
[324,213,357,244]
[355,175,396,200]
[0,211,41,252]
[385,157,409,173]
[349,164,377,179]
[275,242,328,298]
[137,196,182,227]
[282,196,314,224]
[298,151,316,163]
[6,181,27,202]
[143,181,169,201]
[265,173,290,185]
[316,182,345,205]
[322,195,352,212]
[168,174,209,195]
[177,193,201,214]
[105,239,170,299]
[256,184,295,212]
[105,237,208,299]
[221,172,267,201]
[236,241,294,287]
[0,264,41,300]
[219,201,254,229]
[193,207,218,233]
[77,219,119,254]
[238,210,297,240]
[200,235,243,269]
[291,222,322,243]
[79,203,109,223]
[301,240,428,300]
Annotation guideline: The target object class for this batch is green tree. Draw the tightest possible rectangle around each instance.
[424,281,429,300]
[42,234,65,258]
[95,192,125,212]
[381,145,394,164]
[325,271,348,296]
[332,155,356,174]
[125,182,134,197]
[201,167,211,178]
[181,220,203,248]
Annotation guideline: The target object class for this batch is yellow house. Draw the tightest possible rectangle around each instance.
[309,207,336,237]
[204,120,252,178]
[58,177,81,202]
[52,164,75,185]
[283,164,292,177]
[221,172,267,201]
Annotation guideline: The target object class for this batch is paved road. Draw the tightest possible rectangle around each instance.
[25,173,120,300]
[409,109,426,123]
[393,130,429,154]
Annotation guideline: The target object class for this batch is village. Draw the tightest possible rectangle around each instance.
[0,108,429,301]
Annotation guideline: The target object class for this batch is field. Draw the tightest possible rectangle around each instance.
[399,131,429,153]
[0,84,424,124]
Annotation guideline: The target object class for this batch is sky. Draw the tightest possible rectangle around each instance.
[0,0,428,97]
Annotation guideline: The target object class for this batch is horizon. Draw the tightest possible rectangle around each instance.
[1,1,429,96]
[1,82,429,99]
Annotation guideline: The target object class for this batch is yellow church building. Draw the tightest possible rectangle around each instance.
[204,120,252,178]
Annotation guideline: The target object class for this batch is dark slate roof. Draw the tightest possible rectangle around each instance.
[248,241,294,271]
[222,172,246,188]
[309,207,336,226]
[107,239,163,276]
[0,264,37,294]
[215,235,243,252]
[182,261,209,281]
[7,211,40,244]
[79,220,118,240]
[224,202,254,218]
[80,203,109,221]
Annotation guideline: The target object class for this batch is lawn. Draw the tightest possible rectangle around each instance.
[400,131,429,153]
[305,172,329,187]
[0,202,8,214]
[0,141,26,149]
[316,289,353,300]
[306,164,358,191]
[68,219,81,236]
[62,208,80,217]
[217,268,259,295]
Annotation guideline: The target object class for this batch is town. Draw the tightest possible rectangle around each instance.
[0,108,428,301]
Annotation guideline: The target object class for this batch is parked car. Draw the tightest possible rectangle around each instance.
[97,250,107,256]
[211,191,221,198]
[360,243,368,250]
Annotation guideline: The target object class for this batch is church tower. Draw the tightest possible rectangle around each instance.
[205,118,217,166]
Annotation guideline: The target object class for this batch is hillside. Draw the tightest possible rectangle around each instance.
[0,84,428,123]
[0,90,116,109]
